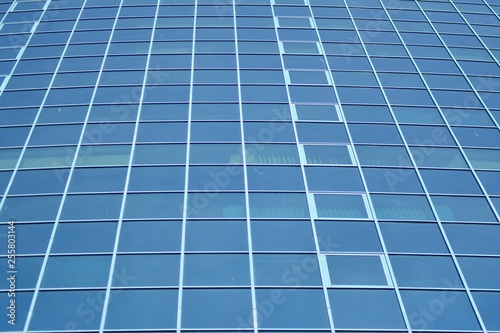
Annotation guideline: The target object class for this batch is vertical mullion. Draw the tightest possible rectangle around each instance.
[271,1,337,332]
[19,1,94,332]
[379,1,491,332]
[177,1,197,332]
[233,0,259,332]
[97,0,161,332]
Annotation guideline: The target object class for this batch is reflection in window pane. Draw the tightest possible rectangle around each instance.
[390,255,461,288]
[371,194,435,221]
[256,289,330,328]
[410,147,467,168]
[42,255,111,288]
[184,254,250,286]
[326,255,388,286]
[245,143,299,164]
[249,193,309,218]
[356,145,412,166]
[76,145,131,166]
[315,194,368,219]
[432,196,497,222]
[182,289,252,328]
[402,290,480,330]
[329,289,405,329]
[254,254,321,286]
[113,254,179,286]
[304,145,351,165]
[105,289,178,329]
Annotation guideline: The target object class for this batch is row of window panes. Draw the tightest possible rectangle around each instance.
[0,144,498,169]
[3,288,497,331]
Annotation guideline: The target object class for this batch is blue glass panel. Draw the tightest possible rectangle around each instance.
[105,289,178,329]
[42,255,111,288]
[256,288,330,328]
[113,254,179,286]
[118,221,182,252]
[380,222,448,254]
[316,221,382,252]
[182,289,253,328]
[184,254,250,286]
[254,254,321,286]
[444,223,500,255]
[252,220,315,251]
[52,222,117,253]
[390,255,462,288]
[186,220,248,251]
[459,257,500,289]
[472,292,500,331]
[432,196,497,222]
[329,289,406,329]
[402,290,480,330]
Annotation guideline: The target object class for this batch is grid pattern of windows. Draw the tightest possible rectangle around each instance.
[0,0,499,332]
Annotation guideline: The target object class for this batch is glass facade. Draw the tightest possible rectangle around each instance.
[0,0,499,332]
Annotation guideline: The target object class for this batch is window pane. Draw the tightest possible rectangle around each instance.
[248,166,304,190]
[431,196,497,222]
[444,223,500,255]
[410,147,467,168]
[0,195,62,222]
[464,148,500,170]
[245,143,299,164]
[190,143,242,164]
[186,192,246,218]
[314,194,368,219]
[30,291,102,331]
[459,257,500,289]
[184,254,250,286]
[329,289,405,329]
[371,194,435,221]
[189,166,244,191]
[113,254,179,286]
[402,290,480,330]
[472,292,500,331]
[129,166,185,191]
[185,220,248,251]
[76,145,131,166]
[390,255,461,288]
[124,193,184,219]
[118,221,182,252]
[42,255,111,288]
[69,167,127,192]
[304,145,352,165]
[252,220,315,251]
[420,170,481,194]
[182,289,252,328]
[133,143,186,165]
[380,222,448,254]
[356,145,412,167]
[0,256,42,289]
[327,255,388,286]
[61,194,123,220]
[363,167,424,193]
[52,222,117,253]
[105,289,178,329]
[254,254,321,286]
[306,166,363,192]
[315,221,382,252]
[249,193,309,218]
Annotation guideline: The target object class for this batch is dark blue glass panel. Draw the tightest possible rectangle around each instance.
[403,290,480,330]
[182,289,253,328]
[252,220,315,251]
[316,221,382,252]
[119,221,182,252]
[329,289,406,329]
[105,289,178,329]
